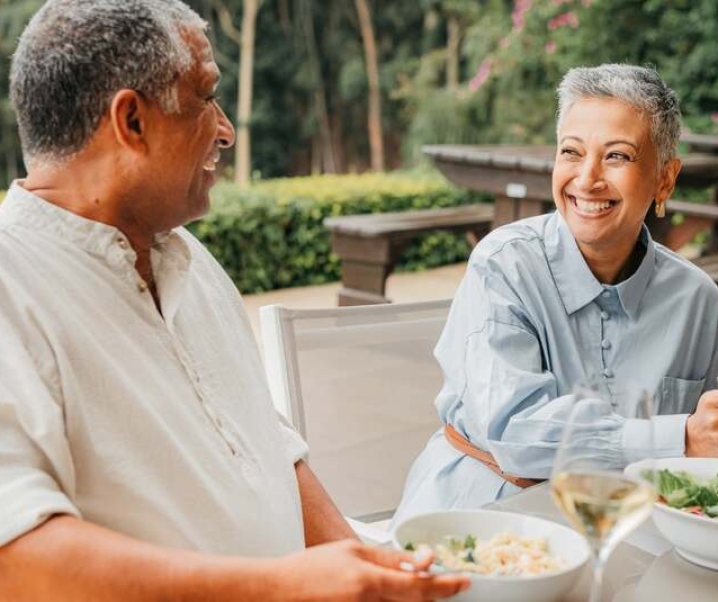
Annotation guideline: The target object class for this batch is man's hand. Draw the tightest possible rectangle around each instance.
[685,390,718,457]
[272,539,470,601]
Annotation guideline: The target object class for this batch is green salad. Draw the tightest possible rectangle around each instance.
[649,468,718,518]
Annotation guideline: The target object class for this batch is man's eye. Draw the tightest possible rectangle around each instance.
[206,95,217,102]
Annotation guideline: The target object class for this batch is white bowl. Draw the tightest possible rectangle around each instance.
[392,509,590,602]
[625,457,718,570]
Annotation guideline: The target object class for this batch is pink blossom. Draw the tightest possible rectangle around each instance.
[512,0,533,32]
[711,113,718,124]
[469,58,493,92]
[547,11,579,30]
[545,40,557,54]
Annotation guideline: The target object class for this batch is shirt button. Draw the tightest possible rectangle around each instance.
[137,280,148,292]
[601,339,611,350]
[601,311,610,320]
[603,368,614,378]
[117,238,128,249]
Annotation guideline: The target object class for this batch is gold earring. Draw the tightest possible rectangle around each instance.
[655,200,665,218]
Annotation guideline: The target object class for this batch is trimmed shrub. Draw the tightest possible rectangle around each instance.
[188,173,489,294]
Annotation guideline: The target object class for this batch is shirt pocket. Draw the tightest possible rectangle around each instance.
[656,376,705,414]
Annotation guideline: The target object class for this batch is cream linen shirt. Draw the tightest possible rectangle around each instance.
[0,182,308,556]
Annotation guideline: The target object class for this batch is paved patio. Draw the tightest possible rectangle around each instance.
[242,262,466,343]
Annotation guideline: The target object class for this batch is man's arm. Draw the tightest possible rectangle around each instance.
[295,459,357,545]
[0,515,469,602]
[0,515,269,602]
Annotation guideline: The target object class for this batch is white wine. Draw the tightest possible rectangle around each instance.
[551,471,654,552]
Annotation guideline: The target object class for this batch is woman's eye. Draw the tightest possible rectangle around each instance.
[607,151,630,161]
[560,148,579,156]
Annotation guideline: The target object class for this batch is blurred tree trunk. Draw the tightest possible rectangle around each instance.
[354,0,384,172]
[299,0,336,174]
[211,0,261,186]
[446,14,461,90]
[235,0,260,186]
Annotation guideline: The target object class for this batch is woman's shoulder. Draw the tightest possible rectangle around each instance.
[469,213,552,266]
[653,243,718,300]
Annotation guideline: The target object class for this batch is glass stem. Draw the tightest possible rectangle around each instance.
[589,553,605,602]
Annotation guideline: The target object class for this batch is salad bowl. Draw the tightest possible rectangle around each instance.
[625,457,718,570]
[393,509,590,602]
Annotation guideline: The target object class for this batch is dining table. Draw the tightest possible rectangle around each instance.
[484,482,718,601]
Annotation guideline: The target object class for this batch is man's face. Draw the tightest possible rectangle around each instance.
[139,28,234,231]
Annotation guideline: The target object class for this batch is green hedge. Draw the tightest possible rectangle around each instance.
[0,174,489,294]
[188,173,489,294]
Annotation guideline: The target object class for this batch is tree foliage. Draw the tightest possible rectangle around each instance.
[1,0,717,189]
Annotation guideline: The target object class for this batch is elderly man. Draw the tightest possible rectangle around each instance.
[0,1,469,600]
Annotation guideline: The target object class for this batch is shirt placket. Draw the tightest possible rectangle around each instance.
[596,289,619,406]
[116,236,248,461]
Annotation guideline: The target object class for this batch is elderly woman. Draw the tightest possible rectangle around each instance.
[393,64,718,523]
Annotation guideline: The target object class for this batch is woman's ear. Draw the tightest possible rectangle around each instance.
[109,89,148,151]
[655,157,682,203]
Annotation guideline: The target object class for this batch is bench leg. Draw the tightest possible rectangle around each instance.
[337,260,393,306]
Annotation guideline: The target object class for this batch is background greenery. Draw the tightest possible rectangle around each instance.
[189,173,488,293]
[2,0,717,186]
[1,0,717,292]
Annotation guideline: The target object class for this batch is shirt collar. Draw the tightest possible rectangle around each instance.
[615,226,655,321]
[1,180,181,260]
[545,212,655,320]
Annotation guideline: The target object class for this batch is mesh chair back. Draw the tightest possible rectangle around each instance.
[260,299,450,520]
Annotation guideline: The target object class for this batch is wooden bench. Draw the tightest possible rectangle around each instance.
[692,255,718,286]
[650,199,718,253]
[324,204,494,305]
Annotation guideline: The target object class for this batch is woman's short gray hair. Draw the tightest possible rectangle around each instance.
[10,0,206,165]
[556,64,681,166]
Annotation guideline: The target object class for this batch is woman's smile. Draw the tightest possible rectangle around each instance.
[566,194,619,217]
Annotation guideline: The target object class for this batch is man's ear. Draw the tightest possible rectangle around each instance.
[655,157,682,203]
[109,90,148,151]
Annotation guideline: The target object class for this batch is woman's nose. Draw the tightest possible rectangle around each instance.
[574,158,606,192]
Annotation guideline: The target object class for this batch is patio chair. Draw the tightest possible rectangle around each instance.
[259,298,450,526]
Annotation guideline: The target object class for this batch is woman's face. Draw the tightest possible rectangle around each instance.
[552,97,679,260]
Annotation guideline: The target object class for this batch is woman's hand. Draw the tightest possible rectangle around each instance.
[270,539,470,601]
[685,390,718,457]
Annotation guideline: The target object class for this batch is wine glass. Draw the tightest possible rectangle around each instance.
[550,382,656,602]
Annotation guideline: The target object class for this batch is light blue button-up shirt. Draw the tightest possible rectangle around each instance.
[393,211,718,524]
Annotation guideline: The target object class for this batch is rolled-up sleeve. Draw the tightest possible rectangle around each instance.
[276,412,309,464]
[0,321,79,548]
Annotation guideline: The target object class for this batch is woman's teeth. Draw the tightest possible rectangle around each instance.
[573,197,616,213]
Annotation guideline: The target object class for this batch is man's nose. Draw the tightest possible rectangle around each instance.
[215,104,235,149]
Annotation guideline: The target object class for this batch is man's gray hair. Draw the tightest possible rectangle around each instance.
[10,0,206,166]
[557,64,681,166]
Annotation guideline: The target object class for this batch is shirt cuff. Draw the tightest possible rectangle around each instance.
[0,491,81,548]
[276,413,309,464]
[622,414,689,465]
